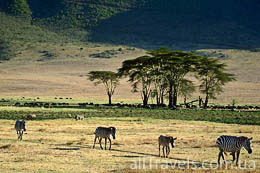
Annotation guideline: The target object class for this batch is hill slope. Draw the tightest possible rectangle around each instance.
[0,0,260,51]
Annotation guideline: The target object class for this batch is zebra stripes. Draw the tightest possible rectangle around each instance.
[216,135,253,165]
[93,127,116,150]
[14,120,26,140]
[75,115,84,121]
[158,135,177,158]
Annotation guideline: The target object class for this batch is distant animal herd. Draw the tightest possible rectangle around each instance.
[5,98,260,110]
[14,115,253,167]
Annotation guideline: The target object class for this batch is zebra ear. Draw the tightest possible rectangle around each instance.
[173,137,177,140]
[249,137,253,140]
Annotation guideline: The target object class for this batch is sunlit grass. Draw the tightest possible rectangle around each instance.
[0,105,259,125]
[0,106,95,112]
[0,117,259,172]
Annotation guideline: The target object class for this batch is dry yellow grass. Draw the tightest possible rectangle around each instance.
[0,117,259,172]
[0,44,259,104]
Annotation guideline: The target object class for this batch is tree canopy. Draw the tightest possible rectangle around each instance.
[118,56,153,106]
[88,71,120,105]
[118,47,235,108]
[195,57,236,108]
[119,48,201,107]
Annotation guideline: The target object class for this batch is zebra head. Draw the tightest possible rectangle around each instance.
[170,137,177,148]
[243,137,253,154]
[21,120,26,131]
[110,127,116,140]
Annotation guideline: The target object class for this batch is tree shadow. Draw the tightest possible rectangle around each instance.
[53,143,246,168]
[81,146,217,167]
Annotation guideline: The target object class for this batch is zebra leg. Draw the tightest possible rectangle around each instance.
[17,131,19,140]
[167,146,170,157]
[221,152,226,164]
[218,151,223,164]
[165,147,168,158]
[93,136,97,149]
[99,138,103,150]
[20,131,23,140]
[104,138,106,150]
[165,146,169,158]
[159,144,161,157]
[231,152,236,163]
[236,151,240,166]
[108,137,112,150]
[18,131,21,140]
[163,146,165,158]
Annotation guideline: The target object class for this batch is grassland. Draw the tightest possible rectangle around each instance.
[0,106,259,125]
[0,116,259,172]
[0,1,259,172]
[0,44,259,105]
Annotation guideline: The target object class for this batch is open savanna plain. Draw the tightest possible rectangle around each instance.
[0,42,260,172]
[0,43,259,105]
[0,107,260,172]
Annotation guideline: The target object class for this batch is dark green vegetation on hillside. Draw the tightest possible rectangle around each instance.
[0,0,260,59]
[0,11,80,60]
[0,106,259,125]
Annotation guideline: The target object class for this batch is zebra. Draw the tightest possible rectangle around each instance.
[75,115,84,121]
[15,120,26,140]
[27,114,36,120]
[93,127,116,150]
[158,135,177,158]
[216,135,253,165]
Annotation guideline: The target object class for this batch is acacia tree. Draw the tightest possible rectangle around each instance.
[148,48,200,107]
[88,71,120,105]
[147,49,168,105]
[178,79,196,105]
[119,48,200,107]
[118,56,153,106]
[195,57,236,108]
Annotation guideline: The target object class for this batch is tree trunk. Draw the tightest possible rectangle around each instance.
[108,94,112,105]
[156,94,160,105]
[172,94,178,106]
[168,84,173,108]
[143,96,149,106]
[161,94,164,105]
[142,90,149,106]
[204,95,208,109]
[173,90,178,107]
[199,96,202,108]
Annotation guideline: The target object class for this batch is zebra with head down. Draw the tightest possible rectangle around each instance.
[15,120,26,140]
[158,135,177,158]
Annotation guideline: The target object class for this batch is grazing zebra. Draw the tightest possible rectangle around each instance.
[75,115,84,121]
[216,135,253,165]
[14,120,26,140]
[27,114,36,120]
[158,135,177,158]
[93,127,116,150]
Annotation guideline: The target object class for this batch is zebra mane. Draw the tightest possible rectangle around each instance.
[238,136,248,141]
